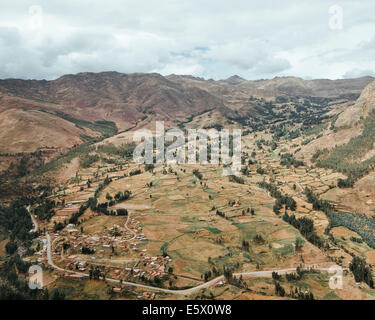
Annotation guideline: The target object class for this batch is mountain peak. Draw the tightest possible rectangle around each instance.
[223,75,246,85]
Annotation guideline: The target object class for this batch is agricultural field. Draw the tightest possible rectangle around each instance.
[8,127,371,301]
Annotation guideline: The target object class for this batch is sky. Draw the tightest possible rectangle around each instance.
[0,0,374,81]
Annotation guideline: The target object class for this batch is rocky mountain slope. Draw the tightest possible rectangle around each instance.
[0,72,224,153]
[335,80,375,127]
[0,72,373,155]
[297,80,375,165]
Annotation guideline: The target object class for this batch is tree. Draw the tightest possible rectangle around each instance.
[53,222,64,232]
[274,281,285,297]
[5,241,17,255]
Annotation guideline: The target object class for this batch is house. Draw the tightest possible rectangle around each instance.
[65,273,85,280]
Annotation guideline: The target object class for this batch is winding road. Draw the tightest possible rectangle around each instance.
[123,211,137,241]
[27,205,39,233]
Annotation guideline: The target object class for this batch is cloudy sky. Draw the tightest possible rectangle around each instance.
[0,0,374,80]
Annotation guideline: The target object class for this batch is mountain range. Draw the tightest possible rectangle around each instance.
[0,72,374,155]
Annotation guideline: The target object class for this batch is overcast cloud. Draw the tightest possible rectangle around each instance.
[0,0,374,80]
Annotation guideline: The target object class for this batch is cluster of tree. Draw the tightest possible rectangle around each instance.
[1,152,45,180]
[256,167,267,175]
[241,166,250,175]
[285,272,301,281]
[258,182,296,214]
[301,138,313,146]
[317,110,375,185]
[274,281,286,297]
[114,190,131,202]
[0,200,33,242]
[106,189,132,206]
[255,139,277,151]
[53,222,65,232]
[94,175,112,198]
[349,256,374,288]
[287,129,300,140]
[69,200,91,224]
[304,188,375,249]
[304,188,334,212]
[93,200,129,216]
[5,241,18,255]
[228,175,244,184]
[0,174,34,200]
[101,157,117,165]
[337,177,355,188]
[0,212,64,300]
[270,124,288,141]
[15,155,32,178]
[129,169,142,176]
[280,153,305,168]
[82,247,95,255]
[138,273,170,288]
[96,142,136,159]
[272,272,281,281]
[282,213,324,248]
[34,199,55,221]
[32,139,102,177]
[70,184,131,226]
[350,237,363,244]
[80,153,100,168]
[95,202,115,216]
[203,123,224,131]
[289,287,315,300]
[116,209,129,216]
[0,256,50,300]
[145,164,155,172]
[88,265,103,280]
[49,111,117,137]
[273,275,314,299]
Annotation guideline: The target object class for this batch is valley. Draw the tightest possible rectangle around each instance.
[1,73,375,300]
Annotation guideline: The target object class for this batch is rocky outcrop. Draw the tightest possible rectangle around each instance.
[335,80,375,127]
